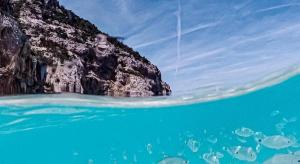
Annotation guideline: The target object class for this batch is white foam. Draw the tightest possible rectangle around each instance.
[23,107,86,115]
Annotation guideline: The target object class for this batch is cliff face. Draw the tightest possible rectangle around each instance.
[0,0,171,97]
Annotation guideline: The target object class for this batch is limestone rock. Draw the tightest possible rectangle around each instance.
[0,0,171,97]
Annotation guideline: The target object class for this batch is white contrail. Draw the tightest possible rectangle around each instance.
[255,3,300,13]
[176,0,182,75]
[133,22,219,49]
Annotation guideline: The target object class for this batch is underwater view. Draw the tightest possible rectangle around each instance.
[1,0,300,163]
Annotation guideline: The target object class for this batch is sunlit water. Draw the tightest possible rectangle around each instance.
[0,74,300,163]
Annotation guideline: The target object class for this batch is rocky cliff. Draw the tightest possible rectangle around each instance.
[0,0,171,97]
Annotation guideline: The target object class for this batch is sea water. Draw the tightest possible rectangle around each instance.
[0,75,300,164]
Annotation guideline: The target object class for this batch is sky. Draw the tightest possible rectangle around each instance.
[60,0,300,95]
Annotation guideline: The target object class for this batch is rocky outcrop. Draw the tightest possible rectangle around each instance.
[0,0,171,97]
[0,12,33,94]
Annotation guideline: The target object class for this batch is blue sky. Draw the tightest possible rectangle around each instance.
[60,0,300,95]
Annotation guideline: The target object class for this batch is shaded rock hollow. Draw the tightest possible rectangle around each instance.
[0,0,171,97]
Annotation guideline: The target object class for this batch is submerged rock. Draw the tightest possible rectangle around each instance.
[0,0,171,97]
[226,146,257,162]
[158,157,188,164]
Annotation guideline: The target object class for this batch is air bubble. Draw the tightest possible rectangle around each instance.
[88,159,94,164]
[133,154,137,163]
[270,110,280,117]
[256,144,262,153]
[287,117,298,123]
[275,122,286,134]
[186,138,200,153]
[146,144,153,155]
[122,151,128,161]
[234,127,254,137]
[207,136,218,144]
[237,137,247,143]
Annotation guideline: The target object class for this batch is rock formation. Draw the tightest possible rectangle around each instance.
[0,0,171,97]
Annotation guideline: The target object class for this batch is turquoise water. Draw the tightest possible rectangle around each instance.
[0,75,300,163]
